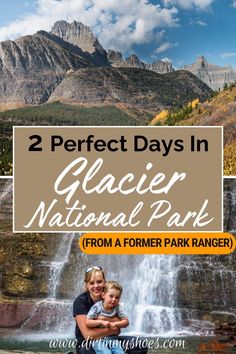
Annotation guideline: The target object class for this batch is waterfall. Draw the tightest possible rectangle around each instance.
[123,255,182,335]
[0,178,12,208]
[1,178,235,341]
[47,232,76,299]
[18,299,73,337]
[91,254,185,336]
[18,233,76,336]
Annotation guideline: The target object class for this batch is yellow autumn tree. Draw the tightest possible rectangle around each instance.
[188,98,199,109]
[152,109,169,124]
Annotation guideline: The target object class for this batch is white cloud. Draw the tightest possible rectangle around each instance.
[231,0,236,8]
[0,0,179,52]
[196,19,207,25]
[219,52,236,58]
[161,57,172,62]
[155,41,178,53]
[189,18,207,26]
[162,0,215,10]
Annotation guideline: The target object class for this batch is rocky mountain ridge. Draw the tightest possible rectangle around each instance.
[50,20,109,66]
[107,50,174,73]
[0,20,212,112]
[181,56,236,90]
[49,21,236,89]
[50,20,175,73]
[0,20,234,111]
[48,67,212,112]
[0,30,92,110]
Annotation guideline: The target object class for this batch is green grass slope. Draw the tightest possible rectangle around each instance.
[0,102,150,175]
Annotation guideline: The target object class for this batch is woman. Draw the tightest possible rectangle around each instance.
[73,266,148,354]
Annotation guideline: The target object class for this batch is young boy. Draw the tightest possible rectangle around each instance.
[86,281,129,354]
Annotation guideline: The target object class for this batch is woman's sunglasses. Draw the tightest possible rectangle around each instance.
[85,265,103,273]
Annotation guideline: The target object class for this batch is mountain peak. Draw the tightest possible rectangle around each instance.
[181,56,236,90]
[50,20,174,72]
[196,56,208,68]
[50,20,105,55]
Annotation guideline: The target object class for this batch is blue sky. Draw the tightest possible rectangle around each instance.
[0,0,235,69]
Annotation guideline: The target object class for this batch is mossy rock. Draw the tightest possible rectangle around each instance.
[3,260,33,278]
[204,311,236,326]
[2,274,35,296]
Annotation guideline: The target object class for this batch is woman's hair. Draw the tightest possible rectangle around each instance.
[84,266,106,284]
[104,280,123,295]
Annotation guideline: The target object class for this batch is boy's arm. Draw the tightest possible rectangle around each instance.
[76,315,120,340]
[110,317,129,328]
[85,303,111,328]
[86,317,111,328]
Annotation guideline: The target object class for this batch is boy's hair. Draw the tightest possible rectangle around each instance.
[104,280,122,295]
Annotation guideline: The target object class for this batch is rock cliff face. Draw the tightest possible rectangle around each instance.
[107,50,174,73]
[50,22,174,73]
[181,56,236,90]
[48,67,212,112]
[50,20,109,67]
[0,31,91,108]
[146,60,174,74]
[0,20,175,110]
[49,21,174,73]
[0,20,235,111]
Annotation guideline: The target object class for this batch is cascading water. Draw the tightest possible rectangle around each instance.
[17,233,76,337]
[89,254,196,337]
[47,232,76,299]
[0,179,235,343]
[0,179,12,219]
[0,179,12,206]
[121,255,183,335]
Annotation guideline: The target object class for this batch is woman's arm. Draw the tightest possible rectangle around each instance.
[76,314,120,340]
